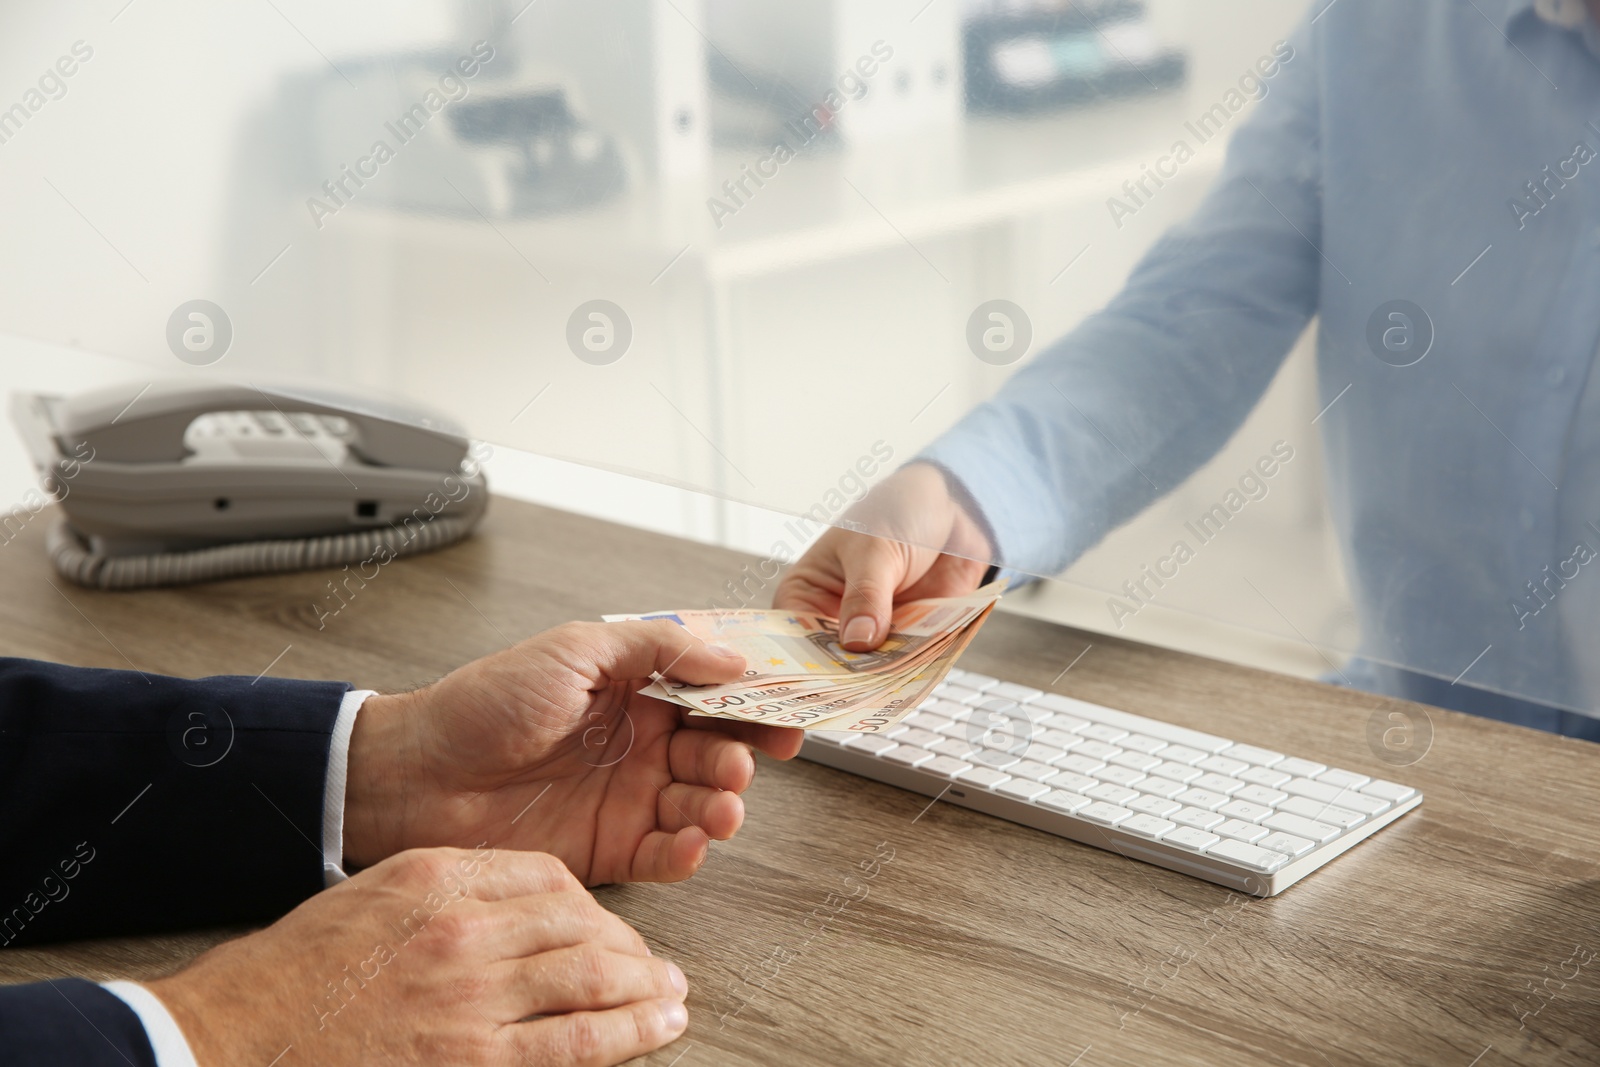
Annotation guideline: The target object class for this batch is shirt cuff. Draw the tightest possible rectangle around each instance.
[322,689,375,887]
[99,981,197,1067]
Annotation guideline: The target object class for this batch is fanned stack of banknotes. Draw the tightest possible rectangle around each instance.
[604,583,1003,734]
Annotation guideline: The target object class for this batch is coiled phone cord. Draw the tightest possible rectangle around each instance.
[46,515,480,590]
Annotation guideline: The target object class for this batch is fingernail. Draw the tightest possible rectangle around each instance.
[707,643,742,659]
[667,961,688,996]
[841,617,875,647]
[661,999,688,1032]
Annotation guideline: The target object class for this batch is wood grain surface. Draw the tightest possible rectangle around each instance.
[1,498,1597,1066]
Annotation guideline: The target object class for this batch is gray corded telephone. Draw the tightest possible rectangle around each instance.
[11,379,488,589]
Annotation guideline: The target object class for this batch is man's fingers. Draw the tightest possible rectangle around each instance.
[657,782,744,840]
[679,715,806,760]
[545,620,747,688]
[510,999,688,1067]
[482,892,651,960]
[668,729,755,790]
[379,847,580,903]
[493,946,687,1018]
[835,534,909,650]
[628,828,709,882]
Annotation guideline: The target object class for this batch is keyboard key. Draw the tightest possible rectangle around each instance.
[1361,779,1417,803]
[1109,751,1162,772]
[1343,792,1396,815]
[1043,712,1092,733]
[1193,773,1245,795]
[921,755,972,779]
[1262,812,1341,844]
[1156,744,1208,765]
[891,727,942,749]
[1019,742,1067,765]
[929,699,970,721]
[1007,759,1059,782]
[1234,784,1288,807]
[1165,827,1221,851]
[931,738,979,761]
[969,748,1021,770]
[1091,765,1147,788]
[1218,800,1274,823]
[1056,754,1105,776]
[1275,757,1327,778]
[1127,795,1181,818]
[1136,776,1187,799]
[1221,744,1283,767]
[1038,789,1091,814]
[1044,770,1099,793]
[1151,762,1202,783]
[905,711,952,734]
[1175,788,1229,811]
[1207,838,1287,871]
[1080,723,1130,744]
[807,731,848,746]
[1239,766,1292,788]
[1074,740,1124,760]
[1118,733,1169,756]
[938,684,986,705]
[1171,807,1225,831]
[1078,802,1133,826]
[843,734,898,754]
[956,766,1011,788]
[1258,831,1315,858]
[1282,777,1348,805]
[1317,768,1371,790]
[959,671,1000,690]
[996,778,1051,801]
[881,746,933,768]
[1086,783,1140,806]
[991,681,1043,702]
[1121,814,1177,839]
[1197,755,1250,777]
[976,729,1030,752]
[1278,796,1366,829]
[1213,819,1268,844]
[1036,728,1083,750]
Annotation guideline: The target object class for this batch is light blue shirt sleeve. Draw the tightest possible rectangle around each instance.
[920,22,1322,579]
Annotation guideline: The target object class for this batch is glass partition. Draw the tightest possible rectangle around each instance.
[4,0,1598,730]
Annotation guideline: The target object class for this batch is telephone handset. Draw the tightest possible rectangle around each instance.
[11,378,489,589]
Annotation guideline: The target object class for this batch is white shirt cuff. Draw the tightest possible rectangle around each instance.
[100,981,198,1067]
[322,689,375,887]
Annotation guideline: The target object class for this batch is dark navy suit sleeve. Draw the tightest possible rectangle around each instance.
[0,656,351,947]
[0,979,158,1066]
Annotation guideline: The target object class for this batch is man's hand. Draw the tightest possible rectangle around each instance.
[150,848,689,1067]
[343,620,803,882]
[773,463,994,651]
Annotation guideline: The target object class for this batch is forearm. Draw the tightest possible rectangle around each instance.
[920,22,1323,578]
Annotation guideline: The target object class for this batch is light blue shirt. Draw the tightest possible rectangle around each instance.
[923,0,1600,732]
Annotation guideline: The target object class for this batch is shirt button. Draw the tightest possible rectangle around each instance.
[1521,508,1536,531]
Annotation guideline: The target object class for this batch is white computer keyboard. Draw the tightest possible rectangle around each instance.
[800,668,1422,896]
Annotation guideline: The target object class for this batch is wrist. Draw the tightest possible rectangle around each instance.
[909,461,997,561]
[343,689,422,869]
